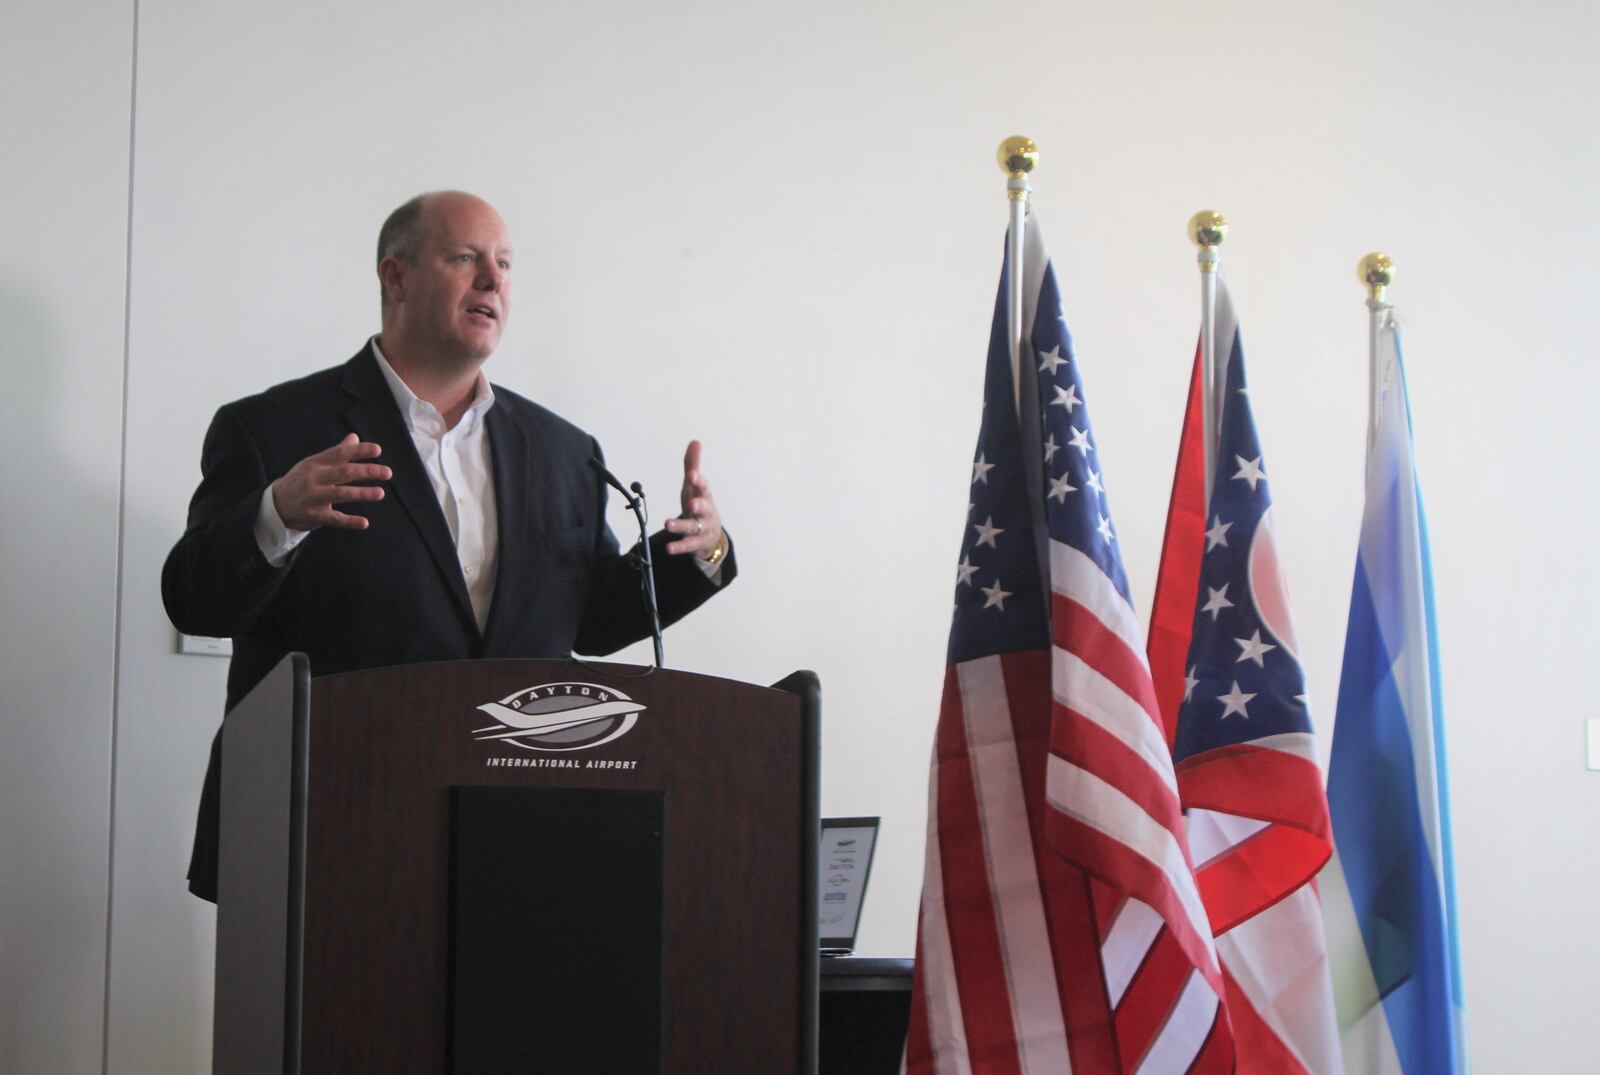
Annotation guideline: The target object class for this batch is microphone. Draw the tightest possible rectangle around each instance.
[588,456,664,668]
[587,456,640,510]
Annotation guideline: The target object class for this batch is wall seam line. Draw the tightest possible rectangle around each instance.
[102,0,142,1069]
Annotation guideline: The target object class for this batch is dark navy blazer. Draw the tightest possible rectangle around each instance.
[163,346,734,900]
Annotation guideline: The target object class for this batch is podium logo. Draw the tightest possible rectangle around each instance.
[473,682,646,751]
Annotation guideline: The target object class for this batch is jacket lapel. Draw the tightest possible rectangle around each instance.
[339,349,478,634]
[481,400,548,646]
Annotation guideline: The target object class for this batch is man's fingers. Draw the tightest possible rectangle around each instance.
[682,439,702,478]
[328,485,386,504]
[321,509,371,530]
[320,461,392,485]
[313,436,383,464]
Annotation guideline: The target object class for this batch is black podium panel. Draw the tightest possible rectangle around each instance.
[448,786,665,1074]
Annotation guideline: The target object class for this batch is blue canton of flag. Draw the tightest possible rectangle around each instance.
[949,233,1132,667]
[1174,292,1313,760]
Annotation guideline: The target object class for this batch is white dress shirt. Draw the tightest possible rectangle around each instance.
[255,339,498,630]
[254,339,722,635]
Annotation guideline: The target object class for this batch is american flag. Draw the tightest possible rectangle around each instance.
[1151,282,1342,1074]
[904,221,1233,1074]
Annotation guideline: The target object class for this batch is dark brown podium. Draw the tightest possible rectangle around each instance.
[214,654,820,1073]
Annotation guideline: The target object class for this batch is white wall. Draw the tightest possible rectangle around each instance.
[0,0,132,1070]
[3,0,1596,1070]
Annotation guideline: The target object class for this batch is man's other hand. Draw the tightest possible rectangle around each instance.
[271,433,392,531]
[664,439,725,559]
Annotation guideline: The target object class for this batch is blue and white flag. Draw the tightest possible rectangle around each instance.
[1322,309,1468,1073]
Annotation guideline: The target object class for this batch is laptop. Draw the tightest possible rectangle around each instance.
[818,816,881,956]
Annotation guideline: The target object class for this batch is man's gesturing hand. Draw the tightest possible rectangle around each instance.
[271,433,392,532]
[664,439,725,559]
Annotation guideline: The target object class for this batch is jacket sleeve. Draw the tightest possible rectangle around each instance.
[571,438,737,656]
[161,404,296,638]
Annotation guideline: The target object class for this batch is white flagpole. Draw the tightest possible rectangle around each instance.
[1189,211,1228,501]
[999,137,1037,417]
[1359,252,1397,455]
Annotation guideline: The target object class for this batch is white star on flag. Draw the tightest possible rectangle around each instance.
[1232,454,1267,491]
[1085,468,1104,496]
[980,579,1012,610]
[1048,473,1076,503]
[972,453,995,485]
[1067,426,1091,456]
[956,556,979,586]
[1042,434,1059,463]
[1037,346,1068,375]
[1184,666,1200,702]
[1096,513,1114,543]
[1200,583,1234,620]
[1050,384,1081,413]
[1233,629,1277,667]
[1204,515,1232,551]
[973,517,1004,548]
[1217,680,1256,719]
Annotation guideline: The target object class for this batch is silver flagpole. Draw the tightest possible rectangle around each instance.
[1360,252,1397,454]
[999,137,1037,417]
[1189,211,1227,502]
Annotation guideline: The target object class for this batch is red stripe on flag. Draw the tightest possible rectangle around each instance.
[902,912,935,1074]
[1092,878,1125,940]
[1223,961,1311,1075]
[1195,826,1333,935]
[1042,810,1222,1000]
[1145,342,1207,749]
[1177,744,1331,840]
[1050,704,1186,849]
[1114,927,1200,1068]
[997,651,1128,1072]
[1052,593,1164,724]
[1187,1005,1239,1075]
[997,649,1054,840]
[931,668,1026,1075]
[1042,855,1121,1073]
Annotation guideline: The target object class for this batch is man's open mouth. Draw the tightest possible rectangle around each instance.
[468,305,497,320]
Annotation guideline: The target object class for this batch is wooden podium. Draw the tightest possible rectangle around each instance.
[214,654,820,1073]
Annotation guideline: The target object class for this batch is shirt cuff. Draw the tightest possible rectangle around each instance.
[693,534,727,585]
[254,486,309,567]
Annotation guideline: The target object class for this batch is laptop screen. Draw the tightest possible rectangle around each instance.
[818,816,880,953]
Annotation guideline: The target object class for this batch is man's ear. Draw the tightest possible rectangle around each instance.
[378,256,406,304]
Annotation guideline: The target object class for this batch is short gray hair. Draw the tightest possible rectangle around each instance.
[376,193,431,307]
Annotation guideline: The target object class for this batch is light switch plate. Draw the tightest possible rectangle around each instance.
[178,633,232,658]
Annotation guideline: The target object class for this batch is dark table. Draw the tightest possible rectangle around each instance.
[820,957,913,1074]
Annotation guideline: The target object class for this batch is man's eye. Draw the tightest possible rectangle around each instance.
[499,260,511,271]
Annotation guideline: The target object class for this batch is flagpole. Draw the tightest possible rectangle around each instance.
[1359,252,1396,455]
[1189,211,1227,501]
[999,137,1037,417]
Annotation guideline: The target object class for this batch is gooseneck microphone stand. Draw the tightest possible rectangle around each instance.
[587,457,665,668]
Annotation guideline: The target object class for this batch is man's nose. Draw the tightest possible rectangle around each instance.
[475,262,504,290]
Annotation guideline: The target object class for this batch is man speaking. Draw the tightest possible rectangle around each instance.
[163,191,735,902]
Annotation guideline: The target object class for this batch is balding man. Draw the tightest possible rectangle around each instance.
[163,191,735,902]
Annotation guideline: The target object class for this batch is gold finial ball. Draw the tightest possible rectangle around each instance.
[997,136,1038,176]
[1359,252,1395,298]
[1188,210,1228,249]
